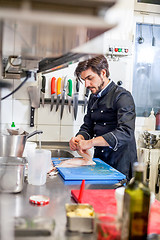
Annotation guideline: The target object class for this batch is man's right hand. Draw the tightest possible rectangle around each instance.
[69,135,84,151]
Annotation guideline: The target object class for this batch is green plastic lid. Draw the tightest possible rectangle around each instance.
[11,122,16,128]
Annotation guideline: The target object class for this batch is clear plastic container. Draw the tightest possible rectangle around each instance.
[27,149,51,186]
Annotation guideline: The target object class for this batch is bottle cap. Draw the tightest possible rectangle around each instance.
[29,195,50,205]
[151,108,154,115]
[133,162,144,172]
[11,121,15,128]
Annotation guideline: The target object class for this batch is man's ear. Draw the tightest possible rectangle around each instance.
[101,69,106,78]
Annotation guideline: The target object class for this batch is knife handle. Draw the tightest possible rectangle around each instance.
[51,77,56,94]
[41,76,46,93]
[85,88,89,97]
[76,80,80,93]
[30,106,35,127]
[57,77,62,95]
[68,79,72,97]
[63,75,68,91]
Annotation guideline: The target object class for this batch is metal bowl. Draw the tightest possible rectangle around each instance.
[0,157,26,193]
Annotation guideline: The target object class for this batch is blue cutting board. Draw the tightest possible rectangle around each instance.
[52,158,126,181]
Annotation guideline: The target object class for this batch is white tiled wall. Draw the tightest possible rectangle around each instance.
[108,57,133,92]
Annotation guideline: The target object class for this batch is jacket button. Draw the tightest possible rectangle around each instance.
[94,134,96,137]
[91,110,93,113]
[104,123,106,125]
[94,122,96,124]
[101,110,103,113]
[101,150,104,153]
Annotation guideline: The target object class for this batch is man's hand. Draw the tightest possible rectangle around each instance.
[76,139,93,157]
[77,136,109,153]
[69,135,84,151]
[77,139,93,152]
[70,135,109,152]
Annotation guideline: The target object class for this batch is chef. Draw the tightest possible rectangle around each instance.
[69,55,137,180]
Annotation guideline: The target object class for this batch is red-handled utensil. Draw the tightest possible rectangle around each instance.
[50,77,56,111]
[78,179,85,203]
[56,77,62,112]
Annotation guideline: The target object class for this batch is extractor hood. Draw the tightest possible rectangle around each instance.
[0,0,118,77]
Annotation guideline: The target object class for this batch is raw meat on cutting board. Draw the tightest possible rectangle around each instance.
[55,157,96,168]
[50,149,95,170]
[56,149,95,168]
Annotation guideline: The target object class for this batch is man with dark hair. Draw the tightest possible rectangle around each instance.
[69,55,137,180]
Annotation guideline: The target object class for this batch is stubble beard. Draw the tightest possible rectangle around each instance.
[94,77,105,95]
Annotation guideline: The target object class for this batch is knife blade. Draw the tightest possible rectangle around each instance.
[56,77,62,112]
[67,79,72,113]
[84,88,89,113]
[41,76,46,107]
[28,86,40,127]
[50,77,56,111]
[60,76,68,119]
[73,79,80,120]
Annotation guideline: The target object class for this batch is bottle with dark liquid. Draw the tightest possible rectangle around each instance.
[156,110,160,130]
[121,162,150,240]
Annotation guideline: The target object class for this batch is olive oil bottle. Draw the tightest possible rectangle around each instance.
[121,162,150,240]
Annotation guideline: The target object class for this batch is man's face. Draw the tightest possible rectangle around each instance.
[80,68,105,95]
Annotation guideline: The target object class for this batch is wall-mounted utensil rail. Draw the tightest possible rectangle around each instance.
[40,98,87,106]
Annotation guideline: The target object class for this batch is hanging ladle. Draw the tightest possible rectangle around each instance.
[138,23,144,44]
[151,24,156,46]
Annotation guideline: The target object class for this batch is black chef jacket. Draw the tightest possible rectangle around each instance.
[76,81,137,180]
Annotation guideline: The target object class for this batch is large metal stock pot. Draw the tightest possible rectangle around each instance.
[0,130,43,157]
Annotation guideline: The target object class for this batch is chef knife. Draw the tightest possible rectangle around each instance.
[28,86,40,127]
[84,88,89,113]
[41,76,46,107]
[50,77,56,111]
[67,79,72,113]
[56,77,62,112]
[73,79,80,120]
[60,76,68,120]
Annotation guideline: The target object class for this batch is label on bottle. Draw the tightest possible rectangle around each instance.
[131,213,147,237]
[121,190,149,240]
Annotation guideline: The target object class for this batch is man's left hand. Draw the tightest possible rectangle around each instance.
[77,139,93,152]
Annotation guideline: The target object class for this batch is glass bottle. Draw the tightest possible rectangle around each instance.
[147,108,155,131]
[121,162,150,240]
[156,110,160,130]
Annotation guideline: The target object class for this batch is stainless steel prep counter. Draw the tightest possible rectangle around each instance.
[0,173,115,240]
